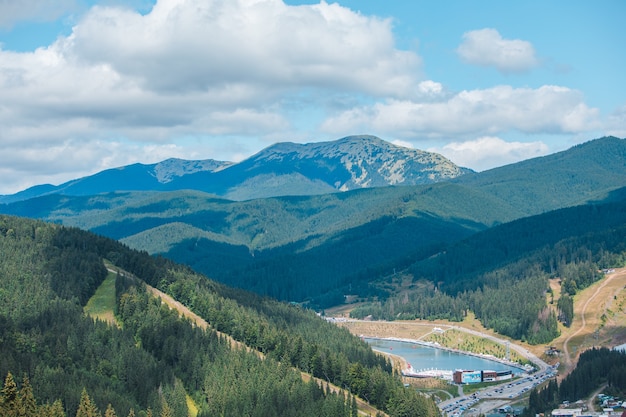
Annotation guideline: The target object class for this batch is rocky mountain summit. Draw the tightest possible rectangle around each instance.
[1,135,471,202]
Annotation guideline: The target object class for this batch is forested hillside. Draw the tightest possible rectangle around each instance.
[0,183,518,306]
[351,193,626,344]
[522,347,626,417]
[455,136,626,215]
[0,215,440,417]
[2,137,625,310]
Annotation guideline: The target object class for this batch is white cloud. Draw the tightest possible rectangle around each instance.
[606,104,626,138]
[457,28,539,74]
[430,136,550,171]
[0,136,228,194]
[391,139,414,149]
[0,0,78,28]
[0,0,617,196]
[0,0,428,193]
[320,85,601,138]
[67,0,422,97]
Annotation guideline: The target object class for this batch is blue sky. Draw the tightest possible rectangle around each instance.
[0,0,624,194]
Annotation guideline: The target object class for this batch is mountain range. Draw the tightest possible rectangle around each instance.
[0,135,471,203]
[2,134,626,417]
[1,135,625,307]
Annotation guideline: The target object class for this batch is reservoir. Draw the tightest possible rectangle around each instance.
[365,338,522,374]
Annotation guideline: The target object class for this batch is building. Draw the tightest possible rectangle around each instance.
[453,370,482,384]
[452,369,513,384]
[482,371,498,382]
[551,409,582,417]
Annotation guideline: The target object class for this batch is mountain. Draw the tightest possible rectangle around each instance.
[182,135,473,200]
[454,136,626,215]
[0,215,437,416]
[0,135,471,203]
[349,189,626,343]
[1,136,625,307]
[0,158,233,204]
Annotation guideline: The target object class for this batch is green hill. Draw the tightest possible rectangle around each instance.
[351,189,626,344]
[0,215,439,417]
[455,136,626,215]
[1,136,625,309]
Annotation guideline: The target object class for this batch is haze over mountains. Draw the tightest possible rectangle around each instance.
[0,135,471,203]
[2,134,625,308]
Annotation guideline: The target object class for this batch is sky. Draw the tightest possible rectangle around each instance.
[0,0,625,195]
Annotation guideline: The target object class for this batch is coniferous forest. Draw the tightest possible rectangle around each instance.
[350,198,626,344]
[522,348,626,417]
[0,214,440,417]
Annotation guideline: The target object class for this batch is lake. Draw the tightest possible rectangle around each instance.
[365,338,522,374]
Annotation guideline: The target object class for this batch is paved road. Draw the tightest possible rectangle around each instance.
[436,325,555,416]
[338,317,554,416]
[438,368,557,417]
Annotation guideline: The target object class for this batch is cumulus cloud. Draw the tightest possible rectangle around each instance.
[67,0,421,97]
[0,0,426,193]
[0,137,203,193]
[457,28,539,73]
[320,85,601,138]
[430,136,549,171]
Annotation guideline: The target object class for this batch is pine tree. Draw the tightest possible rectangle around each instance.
[104,404,117,417]
[160,398,173,417]
[19,374,38,417]
[1,372,19,417]
[41,399,65,417]
[76,388,100,417]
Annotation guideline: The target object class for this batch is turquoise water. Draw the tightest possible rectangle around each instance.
[365,338,521,373]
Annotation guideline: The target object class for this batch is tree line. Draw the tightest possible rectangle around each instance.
[0,214,440,417]
[523,347,626,417]
[352,199,626,344]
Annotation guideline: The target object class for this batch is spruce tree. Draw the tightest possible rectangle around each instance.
[19,374,38,417]
[41,399,65,417]
[1,372,19,417]
[160,398,173,417]
[76,388,100,417]
[104,404,117,417]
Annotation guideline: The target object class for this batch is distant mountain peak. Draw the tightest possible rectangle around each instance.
[1,135,471,203]
[151,158,233,183]
[244,135,470,192]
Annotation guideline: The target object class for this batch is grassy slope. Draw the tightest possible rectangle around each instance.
[549,268,626,377]
[83,271,119,327]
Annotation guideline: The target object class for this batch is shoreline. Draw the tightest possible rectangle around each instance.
[364,336,531,375]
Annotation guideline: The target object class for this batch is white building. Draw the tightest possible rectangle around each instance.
[552,409,582,417]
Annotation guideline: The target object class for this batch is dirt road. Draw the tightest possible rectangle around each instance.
[560,268,626,377]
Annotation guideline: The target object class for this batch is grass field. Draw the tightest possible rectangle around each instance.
[84,271,119,327]
[548,268,626,377]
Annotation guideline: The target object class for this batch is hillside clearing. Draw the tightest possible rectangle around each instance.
[84,271,119,327]
[550,267,626,377]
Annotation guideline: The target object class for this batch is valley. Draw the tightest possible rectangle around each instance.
[2,136,626,417]
[328,268,626,414]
